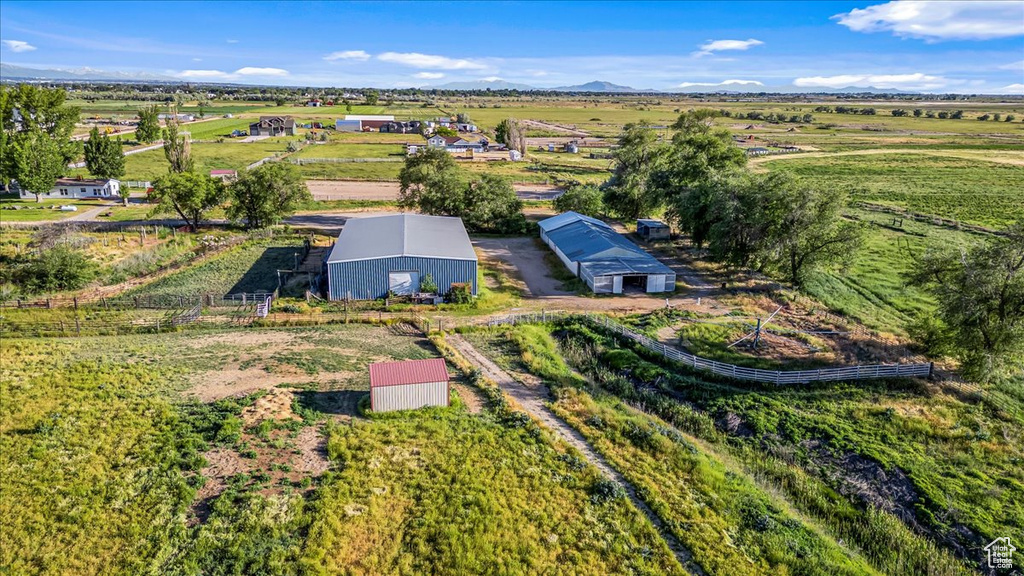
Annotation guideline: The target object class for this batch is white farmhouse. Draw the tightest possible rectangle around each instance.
[16,178,121,200]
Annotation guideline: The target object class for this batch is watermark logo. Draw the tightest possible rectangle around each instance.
[984,537,1015,570]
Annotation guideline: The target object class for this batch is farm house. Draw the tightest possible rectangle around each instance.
[16,177,120,199]
[636,219,671,241]
[325,214,478,300]
[539,212,676,294]
[369,358,450,412]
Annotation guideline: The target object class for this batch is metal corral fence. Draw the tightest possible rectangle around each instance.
[487,311,933,385]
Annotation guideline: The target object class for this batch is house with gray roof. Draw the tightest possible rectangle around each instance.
[539,212,676,294]
[325,214,478,300]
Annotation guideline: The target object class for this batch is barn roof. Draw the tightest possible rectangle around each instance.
[637,218,669,228]
[326,213,478,263]
[370,358,449,388]
[539,211,675,277]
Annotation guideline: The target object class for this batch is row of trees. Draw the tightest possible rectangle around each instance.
[149,118,311,232]
[397,148,528,234]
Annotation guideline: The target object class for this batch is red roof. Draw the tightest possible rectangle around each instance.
[369,358,449,388]
[210,169,236,175]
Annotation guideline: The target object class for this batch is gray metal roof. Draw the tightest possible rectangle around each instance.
[539,212,675,277]
[327,214,478,263]
[637,218,669,228]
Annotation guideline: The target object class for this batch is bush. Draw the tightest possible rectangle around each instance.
[18,245,96,293]
[590,478,626,504]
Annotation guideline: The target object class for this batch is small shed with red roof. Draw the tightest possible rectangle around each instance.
[369,358,450,412]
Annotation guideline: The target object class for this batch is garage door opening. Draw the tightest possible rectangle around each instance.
[388,271,419,295]
[621,275,648,293]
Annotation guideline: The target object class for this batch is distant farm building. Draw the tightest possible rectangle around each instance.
[306,99,322,107]
[15,177,120,200]
[336,115,396,132]
[249,116,296,137]
[539,212,676,294]
[636,219,671,241]
[426,134,486,153]
[325,214,478,300]
[159,113,195,122]
[209,169,237,181]
[369,358,450,412]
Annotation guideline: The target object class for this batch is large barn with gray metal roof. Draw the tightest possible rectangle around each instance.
[325,214,478,300]
[539,212,676,294]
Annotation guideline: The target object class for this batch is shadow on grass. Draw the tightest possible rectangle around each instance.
[294,389,365,417]
[228,247,303,294]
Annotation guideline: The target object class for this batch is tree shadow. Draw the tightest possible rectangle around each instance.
[227,247,303,294]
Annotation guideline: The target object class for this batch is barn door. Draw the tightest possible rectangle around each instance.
[388,271,419,295]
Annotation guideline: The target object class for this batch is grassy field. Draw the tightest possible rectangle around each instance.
[0,196,114,221]
[767,153,1024,228]
[125,235,304,298]
[67,141,291,182]
[478,320,1022,575]
[293,142,407,159]
[0,323,686,575]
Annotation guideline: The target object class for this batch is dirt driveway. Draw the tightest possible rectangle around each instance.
[307,180,564,201]
[473,237,572,297]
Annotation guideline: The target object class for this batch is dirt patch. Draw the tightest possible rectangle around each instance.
[241,388,297,425]
[453,383,485,414]
[184,330,300,349]
[473,237,573,297]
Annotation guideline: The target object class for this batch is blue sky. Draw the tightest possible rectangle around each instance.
[1,1,1022,92]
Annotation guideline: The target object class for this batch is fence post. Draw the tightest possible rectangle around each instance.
[75,317,80,335]
[156,318,160,333]
[47,299,52,309]
[928,362,934,379]
[73,297,78,311]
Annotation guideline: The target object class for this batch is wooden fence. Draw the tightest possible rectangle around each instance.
[487,311,933,385]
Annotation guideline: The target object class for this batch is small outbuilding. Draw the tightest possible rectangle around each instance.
[539,212,676,294]
[369,358,450,412]
[325,214,478,300]
[636,219,671,241]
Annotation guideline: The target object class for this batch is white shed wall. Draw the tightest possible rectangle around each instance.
[371,381,448,412]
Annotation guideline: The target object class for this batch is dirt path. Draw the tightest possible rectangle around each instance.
[446,335,703,575]
[306,180,565,201]
[750,147,1024,167]
[520,119,589,138]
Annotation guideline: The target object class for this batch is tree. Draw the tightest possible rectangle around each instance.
[950,110,964,119]
[227,163,311,229]
[162,115,193,173]
[456,112,472,124]
[602,122,666,220]
[1006,115,1016,122]
[83,127,125,181]
[649,112,747,246]
[462,174,527,234]
[135,105,161,144]
[13,129,66,202]
[364,90,379,106]
[149,172,224,232]
[1,85,80,186]
[18,245,96,293]
[553,182,603,216]
[913,109,923,117]
[398,147,465,215]
[911,226,1024,380]
[434,125,458,137]
[495,117,526,154]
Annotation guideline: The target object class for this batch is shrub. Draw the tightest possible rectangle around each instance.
[18,245,96,293]
[590,478,626,504]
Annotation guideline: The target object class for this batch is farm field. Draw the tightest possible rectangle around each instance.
[292,142,406,159]
[0,324,685,575]
[124,235,305,299]
[68,141,290,182]
[767,153,1024,227]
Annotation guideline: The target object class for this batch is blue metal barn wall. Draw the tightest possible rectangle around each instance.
[327,256,477,300]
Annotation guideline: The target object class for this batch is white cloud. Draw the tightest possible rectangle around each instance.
[677,79,764,88]
[695,38,763,57]
[833,1,1024,41]
[324,50,371,62]
[3,40,36,53]
[1001,83,1024,94]
[377,52,487,70]
[178,69,233,79]
[177,67,289,80]
[480,76,503,82]
[414,72,445,79]
[234,67,289,76]
[192,58,202,62]
[998,60,1024,71]
[793,72,951,90]
[226,39,239,44]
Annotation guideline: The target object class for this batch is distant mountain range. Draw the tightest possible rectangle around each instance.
[1,63,177,82]
[0,64,936,94]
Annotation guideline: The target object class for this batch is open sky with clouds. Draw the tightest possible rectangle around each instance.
[1,1,1022,92]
